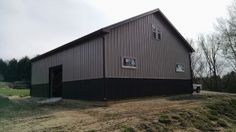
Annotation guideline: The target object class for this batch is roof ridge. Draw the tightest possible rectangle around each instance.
[32,8,194,62]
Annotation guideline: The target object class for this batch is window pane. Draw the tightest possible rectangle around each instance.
[122,58,136,68]
[176,64,185,72]
[158,31,161,40]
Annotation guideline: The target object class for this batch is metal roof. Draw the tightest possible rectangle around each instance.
[32,8,194,62]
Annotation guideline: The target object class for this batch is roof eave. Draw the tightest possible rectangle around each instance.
[31,29,108,62]
[32,8,195,62]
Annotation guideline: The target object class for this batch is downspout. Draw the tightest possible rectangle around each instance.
[101,35,107,100]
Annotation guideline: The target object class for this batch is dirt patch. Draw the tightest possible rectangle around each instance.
[1,91,235,131]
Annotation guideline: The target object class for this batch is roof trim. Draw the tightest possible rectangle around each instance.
[31,29,108,62]
[104,8,161,30]
[155,10,194,52]
[32,8,194,62]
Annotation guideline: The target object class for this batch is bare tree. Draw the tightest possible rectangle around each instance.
[188,39,205,81]
[215,0,236,72]
[198,34,223,90]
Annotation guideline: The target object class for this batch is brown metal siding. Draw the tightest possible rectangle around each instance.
[31,37,103,85]
[105,13,191,79]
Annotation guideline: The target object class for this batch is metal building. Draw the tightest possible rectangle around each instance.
[31,9,194,100]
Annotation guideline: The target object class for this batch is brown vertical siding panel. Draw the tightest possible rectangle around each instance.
[123,25,127,77]
[104,34,109,77]
[120,26,125,77]
[149,15,158,78]
[32,62,38,84]
[76,45,82,80]
[41,59,47,83]
[73,47,77,81]
[31,37,103,85]
[63,48,73,82]
[137,19,143,77]
[114,28,119,77]
[82,43,86,79]
[133,20,137,77]
[107,31,111,76]
[71,38,103,81]
[31,62,37,84]
[31,60,47,85]
[105,13,191,80]
[144,17,152,78]
[112,28,116,76]
[113,28,117,77]
[81,44,85,79]
[130,21,135,77]
[72,47,75,80]
[43,59,48,83]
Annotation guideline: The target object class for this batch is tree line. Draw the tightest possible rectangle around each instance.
[191,0,236,93]
[0,57,31,82]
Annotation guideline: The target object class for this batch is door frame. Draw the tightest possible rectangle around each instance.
[49,65,63,98]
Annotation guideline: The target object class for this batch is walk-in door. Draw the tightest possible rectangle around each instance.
[49,65,62,97]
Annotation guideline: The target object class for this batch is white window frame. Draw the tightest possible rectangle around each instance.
[176,63,185,73]
[152,24,162,41]
[121,57,137,69]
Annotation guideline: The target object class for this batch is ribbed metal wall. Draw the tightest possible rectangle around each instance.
[31,38,103,85]
[105,13,191,79]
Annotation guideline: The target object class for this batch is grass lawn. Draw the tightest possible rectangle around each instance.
[0,88,39,122]
[0,96,14,108]
[0,87,30,97]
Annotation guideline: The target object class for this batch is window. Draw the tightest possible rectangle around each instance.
[152,24,162,40]
[122,57,137,69]
[176,64,185,72]
[157,30,162,40]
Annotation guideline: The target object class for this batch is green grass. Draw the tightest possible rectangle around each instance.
[0,96,14,108]
[135,95,236,131]
[0,87,29,97]
[0,96,41,121]
[122,126,136,132]
[158,115,171,124]
[0,88,40,121]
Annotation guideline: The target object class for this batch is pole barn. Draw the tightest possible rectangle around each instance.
[31,9,194,100]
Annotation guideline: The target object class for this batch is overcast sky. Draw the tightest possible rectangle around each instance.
[0,0,231,60]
